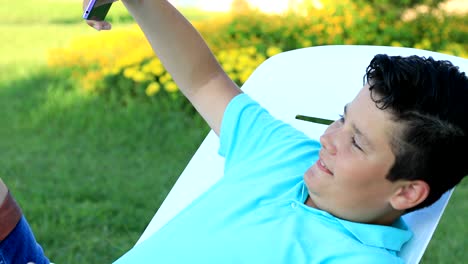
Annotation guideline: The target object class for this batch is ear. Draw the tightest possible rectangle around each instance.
[389,181,430,211]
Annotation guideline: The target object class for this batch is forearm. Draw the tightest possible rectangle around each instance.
[121,0,224,97]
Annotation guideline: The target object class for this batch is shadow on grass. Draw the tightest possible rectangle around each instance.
[0,69,209,263]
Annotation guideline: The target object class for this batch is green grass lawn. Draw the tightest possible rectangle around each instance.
[0,70,209,263]
[1,1,211,262]
[1,0,467,263]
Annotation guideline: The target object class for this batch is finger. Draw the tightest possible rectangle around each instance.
[87,20,112,31]
[82,0,89,11]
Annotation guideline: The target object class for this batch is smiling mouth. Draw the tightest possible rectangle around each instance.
[317,159,333,175]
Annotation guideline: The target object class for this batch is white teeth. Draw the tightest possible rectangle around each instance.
[320,159,333,174]
[320,160,328,169]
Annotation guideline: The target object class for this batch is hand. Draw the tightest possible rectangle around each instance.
[82,0,114,30]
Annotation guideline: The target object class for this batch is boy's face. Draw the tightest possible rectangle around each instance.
[304,84,403,224]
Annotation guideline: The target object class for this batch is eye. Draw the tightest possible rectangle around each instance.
[351,136,363,151]
[338,114,345,123]
[339,114,363,151]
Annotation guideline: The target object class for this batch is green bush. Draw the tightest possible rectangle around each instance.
[47,1,467,111]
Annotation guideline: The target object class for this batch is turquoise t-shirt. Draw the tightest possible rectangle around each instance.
[114,94,412,263]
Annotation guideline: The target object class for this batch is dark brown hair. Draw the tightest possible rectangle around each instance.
[365,54,468,212]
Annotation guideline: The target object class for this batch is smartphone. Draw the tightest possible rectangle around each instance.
[83,0,115,21]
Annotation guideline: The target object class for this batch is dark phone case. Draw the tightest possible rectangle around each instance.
[84,2,113,21]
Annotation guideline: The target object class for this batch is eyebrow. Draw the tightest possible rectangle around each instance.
[344,104,374,151]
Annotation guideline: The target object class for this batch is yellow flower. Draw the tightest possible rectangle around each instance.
[222,62,234,72]
[239,69,254,84]
[390,41,403,47]
[255,54,267,65]
[146,82,161,96]
[245,46,257,55]
[123,67,138,79]
[237,54,252,68]
[159,73,173,84]
[81,70,103,92]
[164,81,178,93]
[300,39,312,47]
[132,71,150,83]
[110,67,121,75]
[142,59,165,76]
[266,46,282,57]
[228,72,239,82]
[217,50,228,61]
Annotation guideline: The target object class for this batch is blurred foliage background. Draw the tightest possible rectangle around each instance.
[48,0,467,111]
[1,0,467,263]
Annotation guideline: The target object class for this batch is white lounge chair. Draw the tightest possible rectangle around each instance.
[134,45,467,264]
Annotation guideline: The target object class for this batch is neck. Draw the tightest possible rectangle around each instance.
[304,195,402,226]
[304,195,317,208]
[371,211,402,226]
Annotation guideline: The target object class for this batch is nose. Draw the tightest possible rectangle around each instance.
[320,127,338,155]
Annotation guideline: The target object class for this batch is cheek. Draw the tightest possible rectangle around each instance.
[336,154,386,187]
[336,159,362,186]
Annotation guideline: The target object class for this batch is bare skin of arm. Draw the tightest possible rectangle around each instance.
[84,0,242,135]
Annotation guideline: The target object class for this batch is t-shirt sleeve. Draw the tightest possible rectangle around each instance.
[218,93,318,174]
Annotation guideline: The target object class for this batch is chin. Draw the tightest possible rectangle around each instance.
[303,165,317,183]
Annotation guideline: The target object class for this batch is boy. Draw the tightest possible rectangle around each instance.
[0,0,466,263]
[87,1,466,263]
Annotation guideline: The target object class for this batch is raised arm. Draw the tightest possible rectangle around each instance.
[84,0,242,135]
